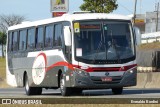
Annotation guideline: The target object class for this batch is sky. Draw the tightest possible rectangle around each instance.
[0,0,158,21]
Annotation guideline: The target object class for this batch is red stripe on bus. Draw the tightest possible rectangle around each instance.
[46,61,137,73]
[46,61,74,72]
[73,64,137,72]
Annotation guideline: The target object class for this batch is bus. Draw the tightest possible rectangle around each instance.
[6,13,138,96]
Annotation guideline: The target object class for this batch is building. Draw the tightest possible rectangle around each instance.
[135,11,160,34]
[145,12,160,33]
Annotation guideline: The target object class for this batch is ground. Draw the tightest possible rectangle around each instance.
[0,58,9,88]
[137,42,160,50]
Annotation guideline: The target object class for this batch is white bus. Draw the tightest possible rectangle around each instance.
[6,13,137,96]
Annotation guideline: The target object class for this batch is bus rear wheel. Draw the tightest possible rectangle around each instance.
[112,87,123,95]
[24,75,42,95]
[72,88,83,95]
[60,74,71,96]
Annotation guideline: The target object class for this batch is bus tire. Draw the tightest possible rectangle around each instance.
[73,88,83,95]
[24,75,42,95]
[112,87,123,95]
[24,75,34,95]
[34,87,42,95]
[60,74,71,96]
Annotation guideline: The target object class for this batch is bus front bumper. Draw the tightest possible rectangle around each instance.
[72,69,137,89]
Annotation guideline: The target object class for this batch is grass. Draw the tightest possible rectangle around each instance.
[0,57,9,88]
[0,58,6,80]
[137,42,160,50]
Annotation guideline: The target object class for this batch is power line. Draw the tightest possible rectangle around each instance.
[117,1,133,14]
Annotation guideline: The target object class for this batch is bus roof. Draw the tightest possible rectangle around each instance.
[8,13,132,31]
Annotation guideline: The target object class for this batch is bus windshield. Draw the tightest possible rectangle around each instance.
[74,20,135,64]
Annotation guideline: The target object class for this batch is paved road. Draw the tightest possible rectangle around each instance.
[0,88,160,98]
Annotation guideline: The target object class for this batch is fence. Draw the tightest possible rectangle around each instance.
[141,32,160,44]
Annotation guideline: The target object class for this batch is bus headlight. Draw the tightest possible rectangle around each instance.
[74,68,89,76]
[129,70,133,73]
[126,67,137,74]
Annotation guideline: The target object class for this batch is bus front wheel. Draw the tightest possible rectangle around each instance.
[24,74,42,95]
[112,87,123,95]
[60,74,71,96]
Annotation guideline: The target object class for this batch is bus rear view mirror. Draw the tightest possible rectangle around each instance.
[133,26,141,45]
[64,26,71,46]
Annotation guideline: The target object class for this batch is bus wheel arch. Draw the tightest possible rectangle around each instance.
[59,70,71,96]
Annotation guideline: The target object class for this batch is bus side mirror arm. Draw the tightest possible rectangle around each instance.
[64,26,71,46]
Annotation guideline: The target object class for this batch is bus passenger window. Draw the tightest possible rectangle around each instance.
[19,30,27,51]
[27,28,35,50]
[36,27,44,49]
[54,24,62,47]
[8,32,13,52]
[45,25,53,48]
[13,31,18,51]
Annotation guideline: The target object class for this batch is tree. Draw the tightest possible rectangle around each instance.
[80,0,118,13]
[0,14,26,33]
[0,32,6,57]
[0,14,26,57]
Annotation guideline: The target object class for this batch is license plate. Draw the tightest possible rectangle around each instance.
[101,77,112,82]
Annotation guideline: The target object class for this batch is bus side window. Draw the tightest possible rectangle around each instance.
[27,28,35,50]
[13,31,18,51]
[8,32,13,52]
[45,25,53,48]
[36,26,44,49]
[54,24,62,47]
[19,30,27,51]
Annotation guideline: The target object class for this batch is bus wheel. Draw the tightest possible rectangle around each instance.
[60,74,71,96]
[24,75,34,95]
[34,88,42,95]
[112,87,123,95]
[24,75,42,95]
[73,88,83,95]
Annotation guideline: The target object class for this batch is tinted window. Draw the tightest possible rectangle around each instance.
[13,31,18,51]
[54,24,62,47]
[19,30,27,51]
[45,25,53,48]
[27,28,35,50]
[36,27,44,49]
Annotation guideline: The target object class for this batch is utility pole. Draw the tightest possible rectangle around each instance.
[156,2,159,32]
[133,0,137,24]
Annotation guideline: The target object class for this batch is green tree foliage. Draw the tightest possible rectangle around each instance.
[0,32,6,45]
[80,0,118,13]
